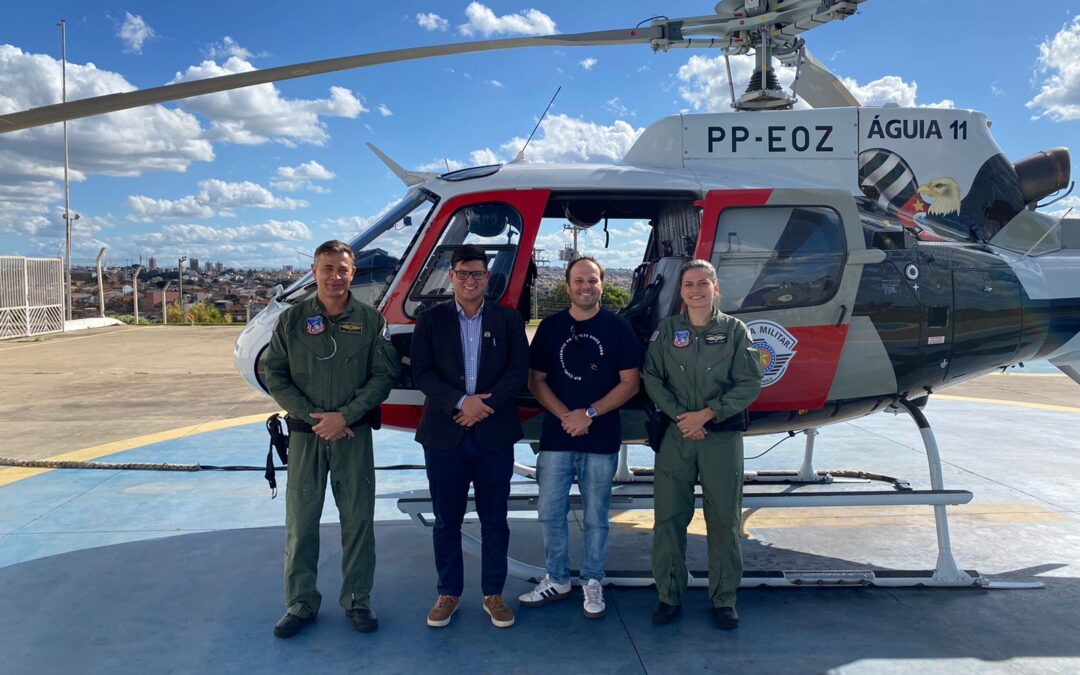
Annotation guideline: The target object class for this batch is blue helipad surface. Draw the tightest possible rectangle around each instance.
[1,396,1079,674]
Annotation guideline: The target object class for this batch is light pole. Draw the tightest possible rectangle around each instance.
[132,265,142,323]
[161,280,172,324]
[95,247,106,318]
[177,256,187,320]
[58,19,73,321]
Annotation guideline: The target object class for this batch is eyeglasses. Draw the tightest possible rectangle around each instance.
[570,322,581,347]
[453,270,487,281]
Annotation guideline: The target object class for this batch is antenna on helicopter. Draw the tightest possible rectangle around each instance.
[513,86,562,164]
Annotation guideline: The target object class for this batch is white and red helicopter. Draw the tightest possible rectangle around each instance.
[5,0,1076,589]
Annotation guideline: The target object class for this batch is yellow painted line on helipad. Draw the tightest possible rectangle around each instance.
[0,327,138,352]
[0,412,275,488]
[612,503,1066,536]
[934,394,1080,414]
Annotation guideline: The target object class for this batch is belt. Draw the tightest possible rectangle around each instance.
[286,408,381,433]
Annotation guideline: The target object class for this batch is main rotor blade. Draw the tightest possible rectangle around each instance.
[0,27,663,134]
[786,48,860,109]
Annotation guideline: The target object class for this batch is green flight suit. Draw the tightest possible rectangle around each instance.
[641,308,762,609]
[264,295,401,618]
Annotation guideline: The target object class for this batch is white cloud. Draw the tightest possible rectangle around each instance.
[470,148,501,165]
[605,97,632,117]
[991,81,1006,97]
[128,179,307,220]
[378,103,393,117]
[128,194,214,220]
[579,57,597,71]
[271,160,336,192]
[421,113,644,170]
[841,75,954,108]
[117,12,156,54]
[678,53,952,111]
[125,220,315,266]
[170,48,365,146]
[205,36,254,61]
[458,2,556,37]
[416,148,501,173]
[1041,195,1080,219]
[500,114,643,163]
[416,13,449,31]
[1027,15,1080,121]
[0,45,213,235]
[487,79,504,88]
[134,220,311,246]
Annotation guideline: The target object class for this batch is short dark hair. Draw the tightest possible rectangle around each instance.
[313,240,354,261]
[565,255,605,284]
[450,244,488,269]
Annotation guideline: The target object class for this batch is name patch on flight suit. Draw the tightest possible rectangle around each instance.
[703,332,728,345]
[340,322,364,334]
[305,316,325,336]
[672,330,691,348]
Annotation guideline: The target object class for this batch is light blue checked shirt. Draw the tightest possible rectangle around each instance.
[455,300,484,410]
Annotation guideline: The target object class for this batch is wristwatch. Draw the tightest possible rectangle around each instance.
[585,406,598,418]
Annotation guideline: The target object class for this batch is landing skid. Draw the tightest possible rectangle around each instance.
[397,400,1043,590]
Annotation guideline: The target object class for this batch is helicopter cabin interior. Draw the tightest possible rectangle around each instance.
[396,188,852,347]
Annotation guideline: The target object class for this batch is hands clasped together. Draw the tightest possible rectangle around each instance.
[676,408,715,441]
[310,411,355,442]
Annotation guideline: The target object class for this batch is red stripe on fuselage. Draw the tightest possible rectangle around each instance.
[749,324,848,412]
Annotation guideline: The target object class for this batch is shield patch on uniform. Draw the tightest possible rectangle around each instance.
[672,330,691,348]
[305,316,325,336]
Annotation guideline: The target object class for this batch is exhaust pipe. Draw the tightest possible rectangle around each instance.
[1014,147,1070,205]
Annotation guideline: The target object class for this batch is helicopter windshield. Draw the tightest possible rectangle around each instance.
[280,189,437,304]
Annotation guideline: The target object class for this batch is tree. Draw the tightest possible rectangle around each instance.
[546,282,631,315]
[165,301,232,324]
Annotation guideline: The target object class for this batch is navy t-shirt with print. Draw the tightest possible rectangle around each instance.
[529,308,644,454]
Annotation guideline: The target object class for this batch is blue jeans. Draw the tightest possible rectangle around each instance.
[537,451,619,584]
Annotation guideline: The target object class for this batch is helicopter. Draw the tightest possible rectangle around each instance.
[4,0,1077,589]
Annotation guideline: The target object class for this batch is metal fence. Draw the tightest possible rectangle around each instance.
[0,256,65,340]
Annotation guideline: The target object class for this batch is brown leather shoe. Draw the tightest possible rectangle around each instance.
[427,595,460,628]
[483,594,515,628]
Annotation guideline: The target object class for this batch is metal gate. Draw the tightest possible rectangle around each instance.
[0,256,65,340]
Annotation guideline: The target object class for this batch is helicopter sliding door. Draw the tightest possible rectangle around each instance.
[696,188,861,413]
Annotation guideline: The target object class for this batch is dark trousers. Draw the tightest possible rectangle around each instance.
[424,432,513,597]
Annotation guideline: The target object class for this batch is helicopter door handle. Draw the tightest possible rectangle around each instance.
[835,304,848,326]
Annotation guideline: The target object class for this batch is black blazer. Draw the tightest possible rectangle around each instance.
[411,300,529,451]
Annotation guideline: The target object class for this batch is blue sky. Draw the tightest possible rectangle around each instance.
[1,1,1078,269]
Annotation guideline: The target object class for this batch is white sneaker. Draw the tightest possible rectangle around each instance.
[517,574,571,607]
[583,579,606,619]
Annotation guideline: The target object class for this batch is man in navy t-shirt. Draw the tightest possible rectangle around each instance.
[518,256,643,619]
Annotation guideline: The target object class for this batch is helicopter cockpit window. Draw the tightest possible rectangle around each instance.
[405,202,523,317]
[710,206,845,313]
[280,189,436,306]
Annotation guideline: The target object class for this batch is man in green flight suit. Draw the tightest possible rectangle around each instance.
[642,259,762,630]
[264,239,402,638]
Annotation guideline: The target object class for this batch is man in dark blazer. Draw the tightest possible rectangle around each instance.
[410,244,529,629]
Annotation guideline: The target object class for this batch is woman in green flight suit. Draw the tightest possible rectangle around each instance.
[642,259,763,630]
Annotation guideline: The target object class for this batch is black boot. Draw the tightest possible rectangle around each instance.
[346,608,379,633]
[712,606,739,630]
[274,612,316,638]
[652,601,682,624]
